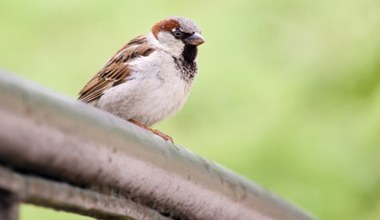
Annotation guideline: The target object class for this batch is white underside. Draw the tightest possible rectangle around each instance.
[96,47,192,126]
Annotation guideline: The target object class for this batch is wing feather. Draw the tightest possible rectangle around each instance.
[78,35,155,103]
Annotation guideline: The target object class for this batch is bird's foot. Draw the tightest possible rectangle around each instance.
[151,129,174,143]
[128,119,174,143]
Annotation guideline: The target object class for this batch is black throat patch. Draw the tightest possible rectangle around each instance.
[173,45,198,81]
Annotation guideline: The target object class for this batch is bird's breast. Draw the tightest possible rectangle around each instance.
[98,51,194,126]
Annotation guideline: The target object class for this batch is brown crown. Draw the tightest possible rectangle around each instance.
[152,19,180,38]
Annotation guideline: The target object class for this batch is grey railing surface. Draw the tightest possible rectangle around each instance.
[0,70,315,220]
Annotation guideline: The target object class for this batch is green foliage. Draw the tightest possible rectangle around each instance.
[1,0,380,219]
[21,205,92,220]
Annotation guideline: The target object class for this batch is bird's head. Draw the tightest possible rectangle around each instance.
[152,16,204,63]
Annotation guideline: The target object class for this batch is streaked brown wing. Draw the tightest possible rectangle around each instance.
[78,35,155,103]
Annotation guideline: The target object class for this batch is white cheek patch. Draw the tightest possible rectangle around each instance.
[156,32,185,57]
[158,32,176,44]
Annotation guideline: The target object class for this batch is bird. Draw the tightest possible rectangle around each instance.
[78,16,204,143]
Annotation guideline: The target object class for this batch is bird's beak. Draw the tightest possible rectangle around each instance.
[184,32,205,46]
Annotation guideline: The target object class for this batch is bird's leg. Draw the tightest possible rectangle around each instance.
[128,119,174,143]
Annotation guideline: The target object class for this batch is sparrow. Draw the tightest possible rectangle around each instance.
[78,16,204,142]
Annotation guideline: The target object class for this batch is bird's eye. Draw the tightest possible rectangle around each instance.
[173,29,184,38]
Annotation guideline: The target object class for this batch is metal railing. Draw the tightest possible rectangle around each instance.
[0,70,315,220]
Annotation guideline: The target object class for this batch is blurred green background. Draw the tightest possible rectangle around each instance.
[1,0,380,219]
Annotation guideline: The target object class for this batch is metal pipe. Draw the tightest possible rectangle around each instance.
[0,165,170,220]
[0,189,19,220]
[0,71,314,220]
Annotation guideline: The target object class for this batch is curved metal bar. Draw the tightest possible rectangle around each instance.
[0,71,314,220]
